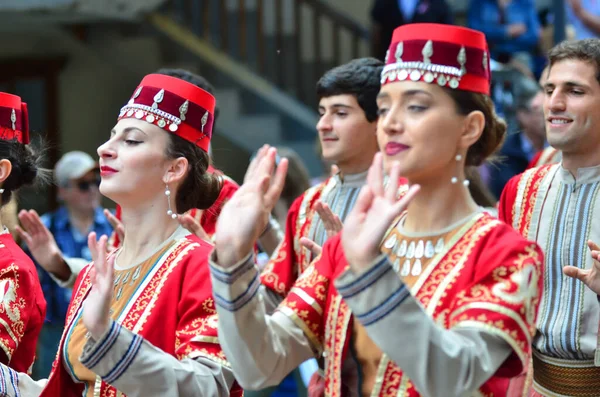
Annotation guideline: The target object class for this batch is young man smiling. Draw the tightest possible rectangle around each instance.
[499,38,600,396]
[260,57,382,302]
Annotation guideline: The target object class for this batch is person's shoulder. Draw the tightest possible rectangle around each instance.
[473,214,543,264]
[0,235,38,277]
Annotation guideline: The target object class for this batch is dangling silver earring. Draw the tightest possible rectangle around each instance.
[165,185,177,219]
[0,189,4,194]
[451,154,470,187]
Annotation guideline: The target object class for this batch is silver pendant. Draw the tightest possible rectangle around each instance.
[179,100,189,121]
[425,240,435,258]
[411,259,422,276]
[435,238,445,254]
[406,241,415,259]
[121,271,130,285]
[398,240,408,257]
[201,111,209,133]
[400,259,411,277]
[384,233,397,249]
[415,240,424,259]
[152,89,165,109]
[392,258,401,274]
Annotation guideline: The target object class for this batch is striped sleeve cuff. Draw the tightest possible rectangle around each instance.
[209,250,261,312]
[80,320,143,384]
[0,362,20,396]
[335,255,410,326]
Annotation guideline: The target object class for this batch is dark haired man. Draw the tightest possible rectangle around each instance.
[260,57,382,302]
[499,38,600,395]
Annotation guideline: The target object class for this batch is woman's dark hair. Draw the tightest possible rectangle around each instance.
[316,58,384,122]
[0,137,45,206]
[465,166,497,207]
[445,89,507,166]
[165,133,222,213]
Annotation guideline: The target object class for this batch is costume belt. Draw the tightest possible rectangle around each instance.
[532,350,600,397]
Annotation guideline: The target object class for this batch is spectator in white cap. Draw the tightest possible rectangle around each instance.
[16,150,114,379]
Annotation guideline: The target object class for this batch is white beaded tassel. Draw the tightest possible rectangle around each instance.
[165,185,177,219]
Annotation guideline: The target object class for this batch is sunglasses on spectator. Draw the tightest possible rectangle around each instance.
[73,178,101,192]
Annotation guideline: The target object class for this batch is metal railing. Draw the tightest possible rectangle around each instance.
[164,0,369,106]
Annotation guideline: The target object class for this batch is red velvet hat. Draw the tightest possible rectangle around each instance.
[118,74,216,152]
[381,23,491,95]
[0,93,29,144]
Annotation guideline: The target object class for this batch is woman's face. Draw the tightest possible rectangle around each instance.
[376,81,475,182]
[97,118,174,206]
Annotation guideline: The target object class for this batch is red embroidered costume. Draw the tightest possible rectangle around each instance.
[0,93,46,374]
[211,24,544,397]
[0,74,242,397]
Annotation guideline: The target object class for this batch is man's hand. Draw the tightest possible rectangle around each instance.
[508,23,527,38]
[103,209,124,248]
[564,240,600,295]
[178,212,210,241]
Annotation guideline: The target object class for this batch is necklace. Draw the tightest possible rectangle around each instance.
[384,211,481,277]
[384,234,445,276]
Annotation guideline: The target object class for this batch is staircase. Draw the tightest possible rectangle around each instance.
[147,0,371,177]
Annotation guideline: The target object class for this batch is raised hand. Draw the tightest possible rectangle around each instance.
[300,237,322,256]
[299,201,343,256]
[104,209,124,247]
[315,201,343,238]
[177,212,210,241]
[564,240,600,295]
[341,153,420,272]
[16,209,69,277]
[215,146,288,268]
[569,0,583,16]
[83,232,115,340]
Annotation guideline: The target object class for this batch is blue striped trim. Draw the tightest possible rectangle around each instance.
[336,257,390,298]
[9,367,18,397]
[539,184,569,356]
[355,285,410,326]
[103,333,143,384]
[0,365,6,394]
[213,273,261,312]
[209,256,255,284]
[80,321,120,369]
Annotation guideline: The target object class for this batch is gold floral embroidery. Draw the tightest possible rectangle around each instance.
[324,295,345,397]
[127,241,194,333]
[293,264,327,301]
[260,240,289,295]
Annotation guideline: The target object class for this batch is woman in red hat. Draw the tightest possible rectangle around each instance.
[209,23,544,396]
[0,75,243,396]
[0,93,46,375]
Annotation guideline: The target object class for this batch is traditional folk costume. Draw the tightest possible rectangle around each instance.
[0,93,46,374]
[211,24,544,397]
[0,74,242,397]
[526,147,561,170]
[260,171,367,301]
[499,162,600,397]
